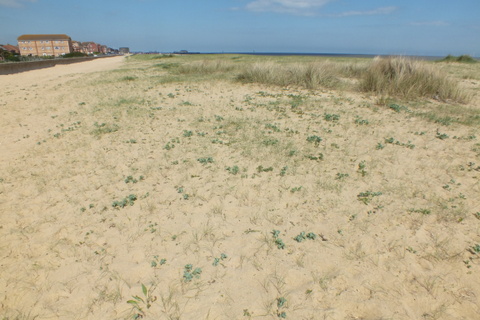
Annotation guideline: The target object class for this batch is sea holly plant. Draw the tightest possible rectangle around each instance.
[272,230,285,249]
[212,253,228,266]
[306,135,322,147]
[276,297,287,318]
[150,256,166,268]
[112,194,137,208]
[357,191,382,205]
[197,157,214,165]
[294,232,317,242]
[183,264,202,282]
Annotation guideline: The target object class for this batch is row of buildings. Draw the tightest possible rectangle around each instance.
[5,34,129,58]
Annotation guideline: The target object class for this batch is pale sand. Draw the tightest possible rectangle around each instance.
[1,56,479,319]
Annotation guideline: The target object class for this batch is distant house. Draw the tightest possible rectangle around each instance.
[82,42,99,54]
[119,47,130,55]
[1,44,20,54]
[17,34,73,57]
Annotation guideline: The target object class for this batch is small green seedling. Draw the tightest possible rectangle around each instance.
[112,194,137,208]
[357,191,382,205]
[127,284,157,319]
[226,165,240,175]
[213,253,228,266]
[272,230,285,249]
[151,256,166,268]
[198,157,214,165]
[306,135,322,147]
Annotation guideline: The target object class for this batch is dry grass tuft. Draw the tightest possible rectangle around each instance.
[177,59,236,74]
[359,56,470,102]
[236,61,344,89]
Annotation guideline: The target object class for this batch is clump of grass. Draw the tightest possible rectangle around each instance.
[91,122,119,137]
[359,56,469,102]
[438,54,477,63]
[177,60,236,74]
[237,62,342,89]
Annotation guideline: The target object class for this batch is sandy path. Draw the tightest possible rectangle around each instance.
[0,56,125,89]
[0,56,125,163]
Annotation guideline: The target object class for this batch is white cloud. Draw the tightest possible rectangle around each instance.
[0,0,36,8]
[410,21,449,27]
[243,1,397,17]
[245,0,335,16]
[333,6,397,17]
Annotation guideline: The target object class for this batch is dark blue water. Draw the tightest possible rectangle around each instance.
[199,52,445,61]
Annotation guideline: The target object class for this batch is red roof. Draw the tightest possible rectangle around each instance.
[17,34,71,41]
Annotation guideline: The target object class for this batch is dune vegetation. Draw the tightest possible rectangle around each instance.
[1,54,479,320]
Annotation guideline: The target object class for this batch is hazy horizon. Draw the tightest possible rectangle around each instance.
[1,0,479,57]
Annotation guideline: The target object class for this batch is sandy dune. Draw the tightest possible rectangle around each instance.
[1,55,479,320]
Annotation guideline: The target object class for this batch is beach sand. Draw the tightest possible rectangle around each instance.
[1,55,479,319]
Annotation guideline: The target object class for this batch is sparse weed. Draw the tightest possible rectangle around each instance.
[112,194,138,208]
[183,264,202,282]
[151,256,167,268]
[198,157,214,165]
[357,191,382,205]
[127,284,157,319]
[226,165,240,175]
[257,165,274,173]
[384,137,415,149]
[125,175,144,184]
[357,161,367,177]
[408,208,431,215]
[324,113,340,122]
[306,135,322,146]
[272,230,285,249]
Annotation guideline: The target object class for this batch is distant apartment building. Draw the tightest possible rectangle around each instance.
[119,47,130,54]
[17,34,73,56]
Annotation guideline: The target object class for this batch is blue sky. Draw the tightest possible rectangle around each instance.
[1,0,479,56]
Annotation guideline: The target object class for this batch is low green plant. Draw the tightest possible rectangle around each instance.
[263,138,279,146]
[276,297,287,318]
[125,175,144,184]
[469,244,480,255]
[198,157,214,165]
[272,230,285,249]
[438,54,478,63]
[384,137,415,149]
[257,165,274,173]
[226,165,240,175]
[408,208,431,215]
[265,123,281,133]
[127,284,157,319]
[306,135,322,146]
[112,194,137,208]
[335,173,349,180]
[388,104,409,113]
[121,76,137,81]
[306,153,324,161]
[280,166,288,177]
[354,116,369,125]
[324,113,340,122]
[183,264,202,282]
[436,131,449,140]
[91,122,119,136]
[212,253,228,266]
[151,256,166,268]
[183,130,193,137]
[290,186,302,193]
[357,191,382,205]
[293,232,317,242]
[357,161,367,177]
